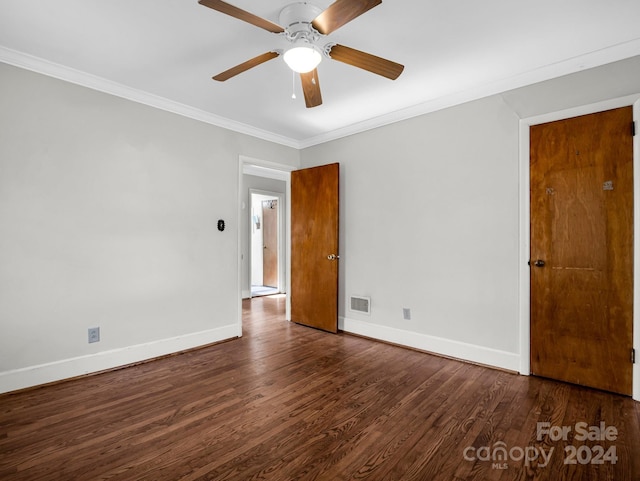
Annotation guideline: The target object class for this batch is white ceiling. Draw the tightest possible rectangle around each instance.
[1,0,639,148]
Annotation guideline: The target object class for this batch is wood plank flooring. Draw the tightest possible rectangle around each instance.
[1,295,639,480]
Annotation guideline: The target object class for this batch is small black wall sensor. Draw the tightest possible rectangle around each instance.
[217,219,225,232]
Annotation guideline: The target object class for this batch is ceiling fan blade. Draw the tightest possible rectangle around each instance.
[300,69,323,108]
[311,0,381,35]
[213,51,280,81]
[328,44,404,80]
[198,0,284,34]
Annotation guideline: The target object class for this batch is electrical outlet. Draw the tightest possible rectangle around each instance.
[88,327,100,343]
[403,308,411,320]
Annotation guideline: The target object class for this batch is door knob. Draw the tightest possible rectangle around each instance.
[533,259,545,267]
[327,254,340,261]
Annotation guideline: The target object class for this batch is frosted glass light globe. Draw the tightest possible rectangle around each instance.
[284,46,322,73]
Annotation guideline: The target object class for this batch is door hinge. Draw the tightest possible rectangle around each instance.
[632,348,636,364]
[632,121,636,137]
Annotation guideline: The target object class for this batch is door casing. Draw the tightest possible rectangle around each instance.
[518,94,640,401]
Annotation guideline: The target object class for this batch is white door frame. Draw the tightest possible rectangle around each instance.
[249,189,286,295]
[518,94,640,401]
[237,155,294,337]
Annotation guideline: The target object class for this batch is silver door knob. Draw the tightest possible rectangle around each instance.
[327,254,340,260]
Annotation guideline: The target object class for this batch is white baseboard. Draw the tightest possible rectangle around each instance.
[0,324,238,394]
[242,289,251,299]
[339,317,520,372]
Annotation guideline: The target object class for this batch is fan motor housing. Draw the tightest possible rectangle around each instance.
[279,2,323,35]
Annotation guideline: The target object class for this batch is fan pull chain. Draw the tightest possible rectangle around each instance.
[291,71,297,100]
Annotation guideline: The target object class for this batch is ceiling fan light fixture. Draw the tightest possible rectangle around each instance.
[283,46,322,73]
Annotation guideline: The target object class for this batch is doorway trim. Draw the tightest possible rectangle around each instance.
[518,93,640,400]
[238,155,294,337]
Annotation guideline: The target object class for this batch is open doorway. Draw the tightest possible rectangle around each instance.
[239,158,293,333]
[240,170,287,299]
[250,191,284,297]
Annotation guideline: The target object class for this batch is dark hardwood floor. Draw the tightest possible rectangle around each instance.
[1,295,639,480]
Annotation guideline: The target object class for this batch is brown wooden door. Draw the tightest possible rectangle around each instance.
[262,199,278,288]
[530,106,634,395]
[291,163,339,333]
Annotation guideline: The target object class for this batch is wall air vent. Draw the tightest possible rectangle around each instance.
[350,296,371,315]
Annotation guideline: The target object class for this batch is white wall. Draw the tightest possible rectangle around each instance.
[300,56,640,375]
[0,63,298,393]
[301,95,522,369]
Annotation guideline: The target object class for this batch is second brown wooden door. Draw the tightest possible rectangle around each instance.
[530,106,634,395]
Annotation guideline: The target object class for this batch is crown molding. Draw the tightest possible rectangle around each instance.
[298,38,640,149]
[0,46,302,149]
[2,39,640,151]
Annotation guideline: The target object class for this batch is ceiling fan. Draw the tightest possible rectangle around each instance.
[198,0,404,108]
